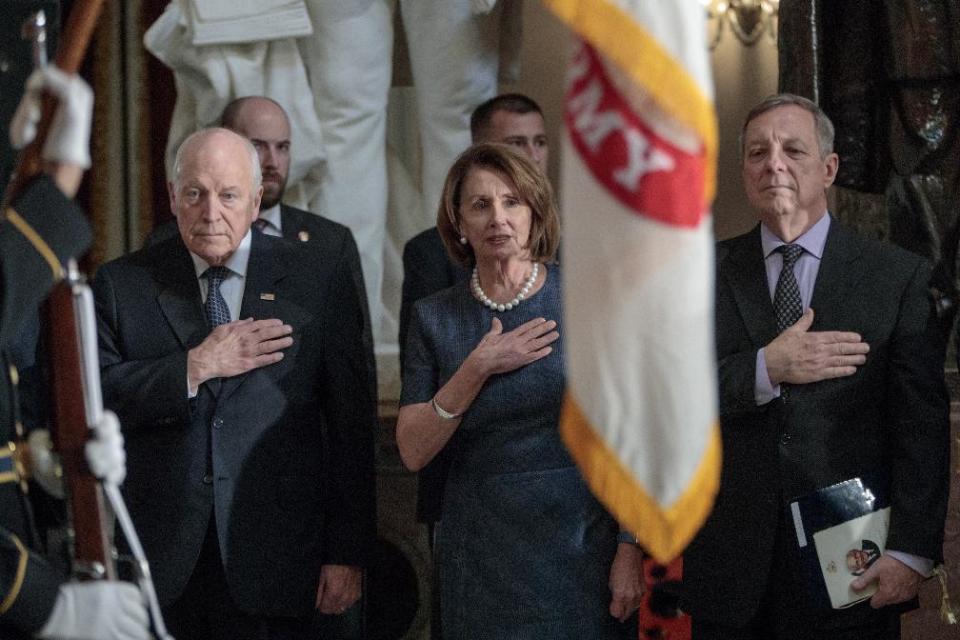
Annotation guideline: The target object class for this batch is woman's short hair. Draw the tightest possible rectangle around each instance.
[436,143,560,267]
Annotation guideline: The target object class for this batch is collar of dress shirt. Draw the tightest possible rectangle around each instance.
[257,204,282,234]
[189,228,253,280]
[760,212,831,261]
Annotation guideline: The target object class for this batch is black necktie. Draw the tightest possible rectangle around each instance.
[202,266,232,328]
[774,244,803,332]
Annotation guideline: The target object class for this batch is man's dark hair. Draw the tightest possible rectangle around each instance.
[470,93,544,142]
[220,96,287,130]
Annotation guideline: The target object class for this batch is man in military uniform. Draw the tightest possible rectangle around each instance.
[0,67,148,640]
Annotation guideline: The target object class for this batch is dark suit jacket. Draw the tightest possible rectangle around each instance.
[277,205,377,404]
[93,232,376,618]
[0,177,91,636]
[398,226,469,524]
[682,219,950,628]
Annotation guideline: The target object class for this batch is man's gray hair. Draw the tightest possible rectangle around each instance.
[172,127,262,191]
[739,93,835,161]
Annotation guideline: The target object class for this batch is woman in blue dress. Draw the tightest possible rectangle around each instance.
[397,144,643,639]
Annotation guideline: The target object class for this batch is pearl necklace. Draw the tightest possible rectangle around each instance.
[471,263,539,312]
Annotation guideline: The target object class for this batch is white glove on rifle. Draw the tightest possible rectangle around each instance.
[85,411,126,486]
[28,429,64,499]
[36,582,149,640]
[9,66,92,168]
[27,409,125,497]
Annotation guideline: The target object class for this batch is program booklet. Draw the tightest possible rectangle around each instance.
[812,508,890,608]
[788,474,890,610]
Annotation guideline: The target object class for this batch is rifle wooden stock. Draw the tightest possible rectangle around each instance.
[44,277,115,580]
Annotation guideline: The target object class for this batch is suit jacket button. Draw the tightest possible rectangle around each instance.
[202,474,213,484]
[780,433,792,445]
[212,417,223,429]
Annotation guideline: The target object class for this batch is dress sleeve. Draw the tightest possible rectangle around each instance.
[399,300,440,407]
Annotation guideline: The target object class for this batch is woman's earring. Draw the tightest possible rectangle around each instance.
[459,236,467,245]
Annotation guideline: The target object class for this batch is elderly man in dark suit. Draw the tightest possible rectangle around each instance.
[681,94,950,640]
[94,128,376,639]
[146,96,375,396]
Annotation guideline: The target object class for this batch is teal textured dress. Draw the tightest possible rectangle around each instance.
[401,266,636,639]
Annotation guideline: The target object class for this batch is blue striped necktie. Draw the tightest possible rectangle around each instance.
[202,266,232,328]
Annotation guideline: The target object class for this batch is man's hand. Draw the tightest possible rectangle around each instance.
[764,309,869,386]
[315,564,362,615]
[851,555,923,608]
[187,318,292,391]
[608,543,645,622]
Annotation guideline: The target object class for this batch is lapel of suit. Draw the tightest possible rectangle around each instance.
[220,232,290,400]
[723,226,779,348]
[156,239,207,350]
[280,205,304,242]
[808,217,865,331]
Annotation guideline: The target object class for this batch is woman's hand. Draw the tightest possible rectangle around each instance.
[466,316,559,376]
[397,316,558,471]
[608,543,645,622]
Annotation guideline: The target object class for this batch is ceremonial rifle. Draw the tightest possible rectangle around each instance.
[5,4,172,638]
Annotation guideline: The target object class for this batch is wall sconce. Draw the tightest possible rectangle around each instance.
[704,0,779,50]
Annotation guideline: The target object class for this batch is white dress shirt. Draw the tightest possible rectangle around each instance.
[189,229,253,321]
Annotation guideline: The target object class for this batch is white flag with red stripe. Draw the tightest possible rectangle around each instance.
[544,0,720,562]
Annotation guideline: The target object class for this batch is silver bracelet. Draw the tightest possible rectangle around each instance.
[430,396,463,420]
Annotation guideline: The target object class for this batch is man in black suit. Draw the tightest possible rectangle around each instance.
[94,128,376,639]
[223,96,377,408]
[681,94,950,640]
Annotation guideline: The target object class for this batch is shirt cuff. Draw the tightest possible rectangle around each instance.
[885,550,934,578]
[617,531,638,546]
[755,349,780,405]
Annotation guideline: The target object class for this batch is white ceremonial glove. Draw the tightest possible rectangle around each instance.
[84,411,126,486]
[9,66,93,168]
[36,582,149,640]
[470,0,497,14]
[27,429,64,500]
